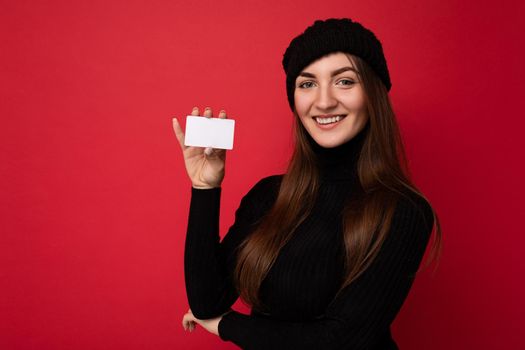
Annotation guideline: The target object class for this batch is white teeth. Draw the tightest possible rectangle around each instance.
[315,115,345,124]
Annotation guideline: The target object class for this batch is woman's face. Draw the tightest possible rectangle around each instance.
[294,52,368,148]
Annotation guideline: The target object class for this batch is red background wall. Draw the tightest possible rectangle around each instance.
[2,0,524,349]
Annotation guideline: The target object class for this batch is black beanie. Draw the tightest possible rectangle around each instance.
[282,18,392,112]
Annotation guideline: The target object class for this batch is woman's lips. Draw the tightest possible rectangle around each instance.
[313,115,347,129]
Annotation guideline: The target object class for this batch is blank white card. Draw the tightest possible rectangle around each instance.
[183,115,235,150]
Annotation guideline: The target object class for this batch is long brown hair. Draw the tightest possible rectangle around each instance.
[233,53,442,313]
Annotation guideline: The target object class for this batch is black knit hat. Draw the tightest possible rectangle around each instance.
[282,18,392,112]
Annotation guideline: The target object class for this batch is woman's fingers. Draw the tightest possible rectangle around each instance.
[203,106,212,118]
[172,106,203,150]
[214,110,227,159]
[174,106,227,156]
[204,107,226,157]
[182,313,188,329]
[182,311,197,332]
[185,319,196,332]
[172,118,186,150]
[172,106,199,150]
[202,107,214,156]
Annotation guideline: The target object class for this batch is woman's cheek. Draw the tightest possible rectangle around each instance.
[294,93,310,117]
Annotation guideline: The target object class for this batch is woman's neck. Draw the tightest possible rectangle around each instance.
[306,129,366,182]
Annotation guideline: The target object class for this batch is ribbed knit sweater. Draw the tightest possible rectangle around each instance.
[184,130,434,349]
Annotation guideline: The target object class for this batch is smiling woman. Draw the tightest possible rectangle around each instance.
[174,17,442,350]
[294,52,368,147]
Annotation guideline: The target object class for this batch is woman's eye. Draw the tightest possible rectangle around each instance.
[298,81,314,89]
[338,79,355,86]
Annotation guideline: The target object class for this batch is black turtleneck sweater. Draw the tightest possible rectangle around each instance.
[184,130,434,349]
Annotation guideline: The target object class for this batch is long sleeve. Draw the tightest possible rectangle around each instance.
[217,195,435,350]
[184,176,279,319]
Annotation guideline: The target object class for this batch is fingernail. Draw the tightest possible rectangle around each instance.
[192,106,198,110]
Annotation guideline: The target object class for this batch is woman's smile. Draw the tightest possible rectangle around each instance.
[313,114,348,129]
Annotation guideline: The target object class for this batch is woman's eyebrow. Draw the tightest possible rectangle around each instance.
[298,66,357,78]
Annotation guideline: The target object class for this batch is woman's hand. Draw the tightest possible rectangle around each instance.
[172,106,228,189]
[182,308,231,336]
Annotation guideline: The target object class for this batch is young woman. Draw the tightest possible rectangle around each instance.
[173,18,442,349]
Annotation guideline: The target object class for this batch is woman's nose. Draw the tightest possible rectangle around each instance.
[315,85,337,110]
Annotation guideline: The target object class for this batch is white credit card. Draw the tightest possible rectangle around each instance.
[183,115,235,150]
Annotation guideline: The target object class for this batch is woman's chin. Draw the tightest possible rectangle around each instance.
[310,136,345,149]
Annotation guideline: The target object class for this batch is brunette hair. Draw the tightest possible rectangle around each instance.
[233,53,442,313]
